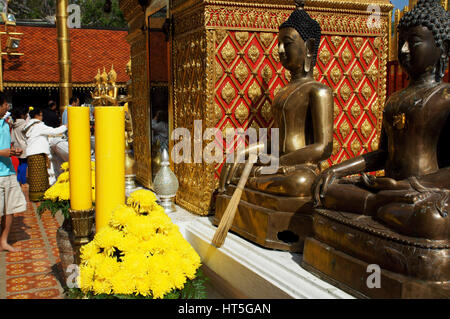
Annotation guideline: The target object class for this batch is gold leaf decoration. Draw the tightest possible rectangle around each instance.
[261,100,272,122]
[339,120,351,140]
[340,83,352,102]
[371,138,379,151]
[285,70,291,82]
[216,30,227,44]
[248,45,260,63]
[354,37,364,50]
[332,139,340,156]
[221,82,236,104]
[235,32,249,47]
[313,67,320,80]
[351,65,363,84]
[331,65,342,85]
[361,82,372,100]
[221,120,235,137]
[221,41,236,64]
[351,101,362,119]
[272,45,280,63]
[235,102,249,125]
[260,33,273,48]
[214,105,223,124]
[342,47,352,66]
[367,64,378,83]
[250,119,260,131]
[363,46,374,65]
[331,36,343,49]
[274,84,283,97]
[248,81,262,104]
[262,64,273,84]
[334,104,340,119]
[215,60,223,80]
[235,61,249,84]
[361,119,373,139]
[319,46,331,65]
[351,138,362,156]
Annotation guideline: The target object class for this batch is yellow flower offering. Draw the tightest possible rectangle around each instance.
[78,189,202,299]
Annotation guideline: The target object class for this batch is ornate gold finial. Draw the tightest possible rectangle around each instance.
[108,64,117,83]
[101,67,108,82]
[94,69,101,82]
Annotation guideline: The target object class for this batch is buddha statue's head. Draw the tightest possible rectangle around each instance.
[278,0,321,76]
[398,0,449,82]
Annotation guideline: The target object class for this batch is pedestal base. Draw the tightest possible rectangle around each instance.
[214,185,314,252]
[302,237,450,298]
[302,209,450,298]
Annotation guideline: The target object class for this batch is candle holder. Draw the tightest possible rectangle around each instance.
[69,208,95,264]
[154,149,179,213]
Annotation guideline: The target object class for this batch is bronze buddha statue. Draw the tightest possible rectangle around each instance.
[214,1,334,252]
[302,0,450,298]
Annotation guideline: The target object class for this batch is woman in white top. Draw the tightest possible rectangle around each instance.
[24,107,67,201]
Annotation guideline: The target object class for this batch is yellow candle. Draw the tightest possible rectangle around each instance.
[68,106,92,210]
[95,106,125,232]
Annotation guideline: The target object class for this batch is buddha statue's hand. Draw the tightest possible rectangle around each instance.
[312,167,338,207]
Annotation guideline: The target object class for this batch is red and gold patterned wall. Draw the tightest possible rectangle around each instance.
[172,0,393,216]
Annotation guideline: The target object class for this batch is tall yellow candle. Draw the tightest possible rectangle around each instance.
[95,107,125,232]
[68,106,92,210]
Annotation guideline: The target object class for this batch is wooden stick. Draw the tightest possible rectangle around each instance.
[212,154,257,247]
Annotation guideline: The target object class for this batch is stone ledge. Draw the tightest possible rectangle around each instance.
[167,205,353,299]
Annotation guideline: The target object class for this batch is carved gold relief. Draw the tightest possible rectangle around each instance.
[361,82,372,100]
[272,45,280,63]
[363,46,374,65]
[222,41,236,64]
[215,60,224,79]
[235,102,249,125]
[354,37,364,50]
[235,32,249,47]
[331,36,343,49]
[332,139,340,156]
[248,45,260,63]
[235,61,249,84]
[216,29,227,44]
[351,138,362,156]
[260,33,273,48]
[340,83,352,102]
[222,82,236,104]
[262,65,273,84]
[319,46,331,65]
[341,47,352,66]
[340,120,351,140]
[261,100,272,123]
[351,65,363,84]
[351,101,362,119]
[248,81,262,104]
[285,70,291,82]
[361,119,373,139]
[367,64,378,83]
[331,65,342,85]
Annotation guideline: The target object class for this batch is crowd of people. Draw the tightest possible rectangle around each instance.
[0,92,74,252]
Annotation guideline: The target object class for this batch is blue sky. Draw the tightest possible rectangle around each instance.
[391,0,410,10]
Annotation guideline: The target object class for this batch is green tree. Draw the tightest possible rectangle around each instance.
[7,0,127,29]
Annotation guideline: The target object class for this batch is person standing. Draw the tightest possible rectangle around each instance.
[43,100,60,128]
[10,106,29,200]
[0,92,27,252]
[24,107,67,201]
[61,96,79,126]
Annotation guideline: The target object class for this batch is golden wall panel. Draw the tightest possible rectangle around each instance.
[172,0,392,216]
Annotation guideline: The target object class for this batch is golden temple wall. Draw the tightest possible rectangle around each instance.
[120,0,153,189]
[171,0,393,216]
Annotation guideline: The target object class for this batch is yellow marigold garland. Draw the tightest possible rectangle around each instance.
[78,189,202,299]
